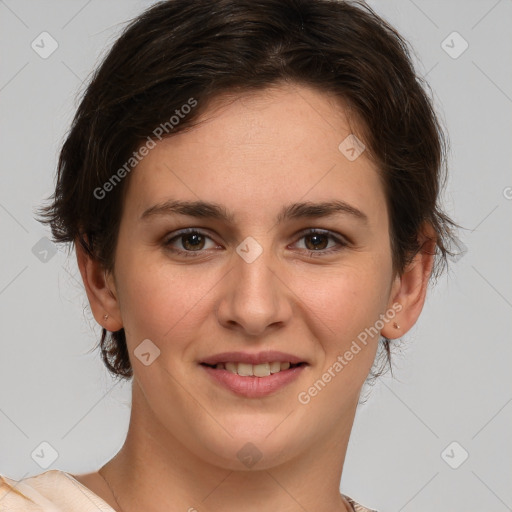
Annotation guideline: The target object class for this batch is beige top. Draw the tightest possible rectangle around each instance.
[0,470,377,512]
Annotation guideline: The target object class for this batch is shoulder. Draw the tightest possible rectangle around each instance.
[342,492,379,512]
[0,471,48,511]
[0,470,114,512]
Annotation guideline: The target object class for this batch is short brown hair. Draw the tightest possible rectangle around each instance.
[38,0,462,381]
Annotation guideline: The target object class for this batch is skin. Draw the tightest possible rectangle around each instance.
[72,82,435,512]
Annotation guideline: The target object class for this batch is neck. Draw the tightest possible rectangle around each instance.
[100,380,356,512]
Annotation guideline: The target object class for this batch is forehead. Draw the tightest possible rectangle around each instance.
[123,83,387,229]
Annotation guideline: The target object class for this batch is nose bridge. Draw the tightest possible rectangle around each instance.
[217,235,291,335]
[236,235,276,294]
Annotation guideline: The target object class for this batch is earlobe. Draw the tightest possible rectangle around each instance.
[381,224,436,340]
[381,273,404,340]
[75,236,123,332]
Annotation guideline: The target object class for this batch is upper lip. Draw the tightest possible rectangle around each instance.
[200,351,307,366]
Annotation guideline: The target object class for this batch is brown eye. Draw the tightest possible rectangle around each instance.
[293,229,348,256]
[180,232,206,251]
[303,233,330,251]
[164,229,218,257]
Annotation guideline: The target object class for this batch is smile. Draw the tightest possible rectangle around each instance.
[201,361,304,377]
[200,362,308,398]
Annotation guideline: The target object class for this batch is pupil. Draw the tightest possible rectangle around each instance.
[183,233,204,250]
[306,234,327,251]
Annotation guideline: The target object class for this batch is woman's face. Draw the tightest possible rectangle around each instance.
[108,83,402,468]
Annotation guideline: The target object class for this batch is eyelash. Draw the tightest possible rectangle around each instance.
[163,228,348,258]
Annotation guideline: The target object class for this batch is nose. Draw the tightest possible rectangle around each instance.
[216,243,293,337]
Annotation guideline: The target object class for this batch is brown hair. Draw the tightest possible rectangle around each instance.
[37,0,462,381]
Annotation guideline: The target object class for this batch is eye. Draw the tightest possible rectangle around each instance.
[163,229,219,257]
[163,228,348,258]
[292,229,348,257]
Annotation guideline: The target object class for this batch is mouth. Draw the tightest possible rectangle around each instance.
[199,354,309,398]
[200,361,307,377]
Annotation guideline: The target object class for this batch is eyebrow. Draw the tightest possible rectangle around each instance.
[140,199,368,225]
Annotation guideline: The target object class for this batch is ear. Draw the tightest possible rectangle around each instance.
[75,235,123,332]
[381,223,436,340]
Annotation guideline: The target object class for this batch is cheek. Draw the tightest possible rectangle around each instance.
[291,262,392,388]
[114,249,219,344]
[114,235,392,373]
[291,263,389,336]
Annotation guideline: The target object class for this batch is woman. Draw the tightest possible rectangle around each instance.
[0,0,460,510]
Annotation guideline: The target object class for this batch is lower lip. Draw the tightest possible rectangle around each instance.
[200,364,306,398]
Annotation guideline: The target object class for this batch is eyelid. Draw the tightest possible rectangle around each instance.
[163,228,220,255]
[293,227,350,245]
[163,227,349,257]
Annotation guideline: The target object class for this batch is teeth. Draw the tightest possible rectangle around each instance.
[237,362,254,377]
[225,362,237,373]
[269,361,281,374]
[213,361,297,377]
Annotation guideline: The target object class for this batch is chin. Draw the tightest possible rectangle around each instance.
[188,422,310,471]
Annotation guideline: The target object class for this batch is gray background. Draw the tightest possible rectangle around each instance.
[0,1,511,511]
